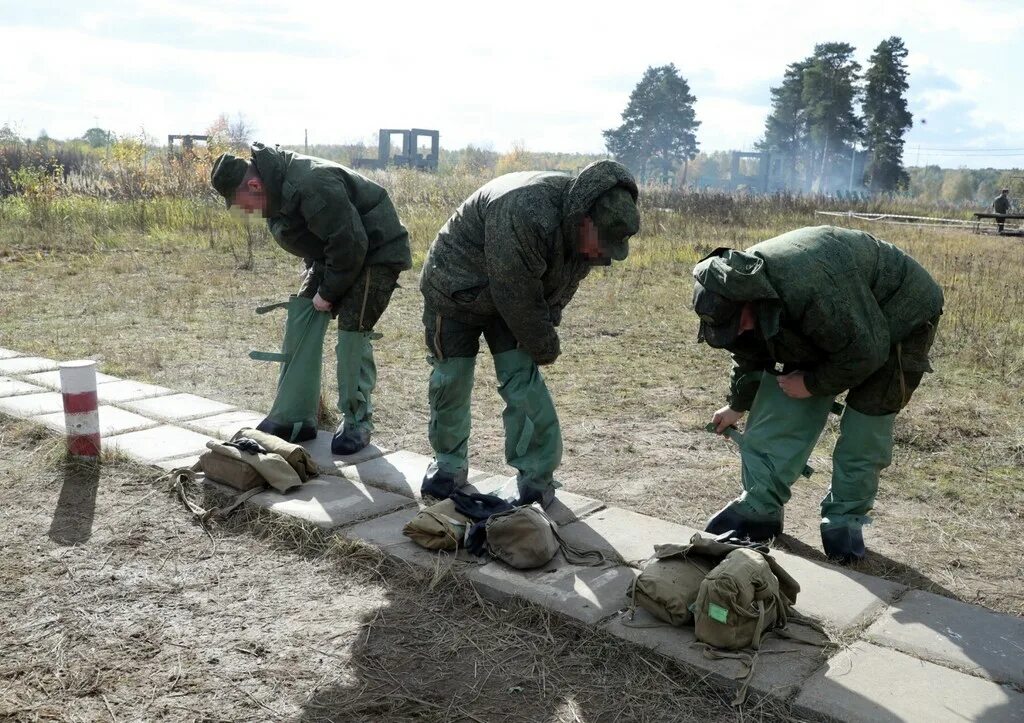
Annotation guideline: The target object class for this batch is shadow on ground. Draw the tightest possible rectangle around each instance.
[48,456,100,545]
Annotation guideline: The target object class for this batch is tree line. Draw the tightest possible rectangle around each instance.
[604,37,915,193]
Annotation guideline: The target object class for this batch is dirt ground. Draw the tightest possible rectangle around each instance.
[0,417,817,722]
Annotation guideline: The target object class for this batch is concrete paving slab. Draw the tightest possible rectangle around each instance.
[604,607,829,700]
[0,356,58,375]
[154,455,203,472]
[558,507,701,566]
[794,641,1024,722]
[105,425,217,463]
[121,393,235,422]
[770,548,905,634]
[247,474,412,529]
[340,507,487,572]
[32,405,158,436]
[21,369,119,389]
[0,392,66,417]
[0,348,22,359]
[466,556,636,625]
[0,376,46,398]
[96,380,173,404]
[182,410,267,440]
[299,429,390,473]
[341,450,489,499]
[864,590,1024,687]
[471,475,605,525]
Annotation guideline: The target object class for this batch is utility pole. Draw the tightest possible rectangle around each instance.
[304,128,308,154]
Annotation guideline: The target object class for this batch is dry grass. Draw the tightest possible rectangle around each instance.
[0,417,813,722]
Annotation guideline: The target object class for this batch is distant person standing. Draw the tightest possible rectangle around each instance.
[993,189,1011,233]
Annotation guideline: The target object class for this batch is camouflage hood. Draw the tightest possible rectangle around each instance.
[560,160,639,240]
[250,142,292,217]
[692,248,780,303]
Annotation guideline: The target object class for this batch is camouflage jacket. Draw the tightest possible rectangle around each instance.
[993,195,1010,214]
[693,226,944,411]
[419,161,638,363]
[251,144,411,302]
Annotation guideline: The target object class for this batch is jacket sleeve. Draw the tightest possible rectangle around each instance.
[801,289,891,397]
[728,352,773,412]
[484,196,560,364]
[299,173,368,303]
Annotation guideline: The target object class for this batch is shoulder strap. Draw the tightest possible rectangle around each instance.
[255,301,290,314]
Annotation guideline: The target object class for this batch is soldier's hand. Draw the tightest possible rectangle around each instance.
[312,292,333,312]
[712,406,744,434]
[777,371,811,399]
[533,349,559,366]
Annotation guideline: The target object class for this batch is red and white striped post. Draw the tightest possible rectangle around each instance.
[59,360,101,457]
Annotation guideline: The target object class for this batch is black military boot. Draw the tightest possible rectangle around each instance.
[705,501,783,542]
[331,424,370,455]
[420,462,468,500]
[516,481,556,509]
[256,417,317,443]
[821,525,866,565]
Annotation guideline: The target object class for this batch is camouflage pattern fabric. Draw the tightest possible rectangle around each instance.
[419,160,638,365]
[692,226,944,412]
[299,262,399,332]
[251,143,412,303]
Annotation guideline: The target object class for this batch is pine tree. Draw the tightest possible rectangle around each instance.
[863,37,913,192]
[800,42,862,191]
[604,64,700,183]
[760,59,811,189]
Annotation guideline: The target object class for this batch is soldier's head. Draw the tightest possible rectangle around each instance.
[577,186,640,265]
[693,281,758,349]
[1001,188,1010,197]
[211,153,268,215]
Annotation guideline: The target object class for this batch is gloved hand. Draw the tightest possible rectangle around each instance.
[530,334,561,366]
[465,520,490,557]
[225,437,270,456]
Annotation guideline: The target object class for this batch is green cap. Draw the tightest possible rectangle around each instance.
[210,153,249,207]
[590,186,640,261]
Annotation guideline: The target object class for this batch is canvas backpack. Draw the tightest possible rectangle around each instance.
[403,497,607,571]
[402,498,472,552]
[692,548,791,651]
[629,534,799,628]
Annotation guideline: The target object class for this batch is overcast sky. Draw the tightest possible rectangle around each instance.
[3,0,1022,168]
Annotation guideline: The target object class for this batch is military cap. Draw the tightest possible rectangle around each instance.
[210,152,250,207]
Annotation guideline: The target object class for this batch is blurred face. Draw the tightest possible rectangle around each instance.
[232,177,268,216]
[738,302,757,333]
[577,216,609,265]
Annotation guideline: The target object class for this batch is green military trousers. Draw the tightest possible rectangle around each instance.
[250,295,331,442]
[732,372,896,532]
[423,309,562,494]
[252,264,399,442]
[734,315,939,532]
[300,262,400,433]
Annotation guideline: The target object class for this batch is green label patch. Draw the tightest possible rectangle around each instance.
[708,603,729,624]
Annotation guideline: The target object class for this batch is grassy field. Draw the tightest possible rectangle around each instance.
[1,171,1022,618]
